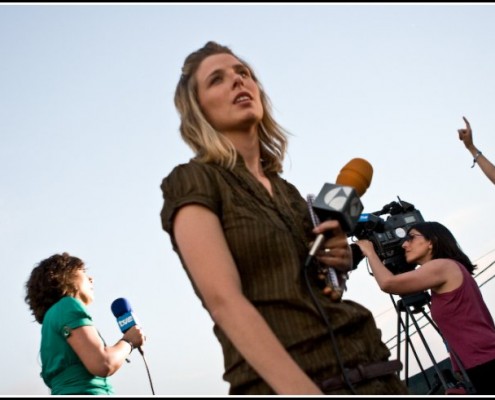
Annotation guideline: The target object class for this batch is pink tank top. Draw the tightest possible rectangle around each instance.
[430,260,495,370]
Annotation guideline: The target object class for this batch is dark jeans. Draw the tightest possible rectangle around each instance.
[466,358,495,395]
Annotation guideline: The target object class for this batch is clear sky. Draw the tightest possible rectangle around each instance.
[2,3,495,396]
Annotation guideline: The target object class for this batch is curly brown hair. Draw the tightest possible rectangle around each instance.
[25,252,85,324]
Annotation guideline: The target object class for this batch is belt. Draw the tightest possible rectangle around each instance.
[318,359,403,392]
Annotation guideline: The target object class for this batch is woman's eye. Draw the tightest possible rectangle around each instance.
[210,76,221,85]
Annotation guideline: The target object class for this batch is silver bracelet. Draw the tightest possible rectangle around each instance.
[471,151,482,168]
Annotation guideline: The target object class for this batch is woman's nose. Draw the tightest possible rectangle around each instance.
[233,74,244,88]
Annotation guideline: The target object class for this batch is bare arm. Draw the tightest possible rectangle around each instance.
[458,116,495,184]
[67,324,145,377]
[355,240,449,295]
[174,204,323,395]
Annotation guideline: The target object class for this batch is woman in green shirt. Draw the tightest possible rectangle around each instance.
[25,252,146,395]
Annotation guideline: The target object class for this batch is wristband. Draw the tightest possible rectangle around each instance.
[471,151,482,168]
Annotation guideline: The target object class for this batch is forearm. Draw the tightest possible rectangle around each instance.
[68,328,132,377]
[474,153,495,184]
[100,340,134,376]
[211,295,322,395]
[174,208,321,393]
[86,340,132,377]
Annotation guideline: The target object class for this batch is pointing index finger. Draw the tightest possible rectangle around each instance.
[462,116,471,130]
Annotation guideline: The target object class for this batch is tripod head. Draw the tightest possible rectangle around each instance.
[397,292,431,314]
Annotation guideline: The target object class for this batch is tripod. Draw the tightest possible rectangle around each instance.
[392,292,463,394]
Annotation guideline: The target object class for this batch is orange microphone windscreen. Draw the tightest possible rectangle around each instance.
[335,158,373,197]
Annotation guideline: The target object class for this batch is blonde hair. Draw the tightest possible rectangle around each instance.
[174,41,289,173]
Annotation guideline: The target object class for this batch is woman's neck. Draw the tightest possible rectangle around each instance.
[225,129,264,178]
[225,129,272,195]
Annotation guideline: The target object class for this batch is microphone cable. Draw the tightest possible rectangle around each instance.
[140,350,156,395]
[111,298,155,394]
[305,195,357,395]
[127,347,155,395]
[302,262,357,395]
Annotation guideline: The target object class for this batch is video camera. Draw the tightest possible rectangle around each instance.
[350,197,425,274]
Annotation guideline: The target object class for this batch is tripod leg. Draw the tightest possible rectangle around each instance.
[408,307,449,391]
[398,310,432,390]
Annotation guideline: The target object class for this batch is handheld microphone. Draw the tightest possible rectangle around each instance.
[305,158,373,300]
[308,157,373,258]
[111,297,144,355]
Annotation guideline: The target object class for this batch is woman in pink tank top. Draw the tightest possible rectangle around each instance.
[355,221,495,394]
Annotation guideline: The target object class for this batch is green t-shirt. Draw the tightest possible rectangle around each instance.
[40,296,114,395]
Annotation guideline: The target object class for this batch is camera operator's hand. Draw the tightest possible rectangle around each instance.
[354,240,377,259]
[312,220,352,272]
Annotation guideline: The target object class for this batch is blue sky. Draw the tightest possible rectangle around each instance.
[2,3,495,395]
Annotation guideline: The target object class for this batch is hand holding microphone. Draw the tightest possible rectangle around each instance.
[111,298,146,356]
[306,158,373,300]
[111,298,155,395]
